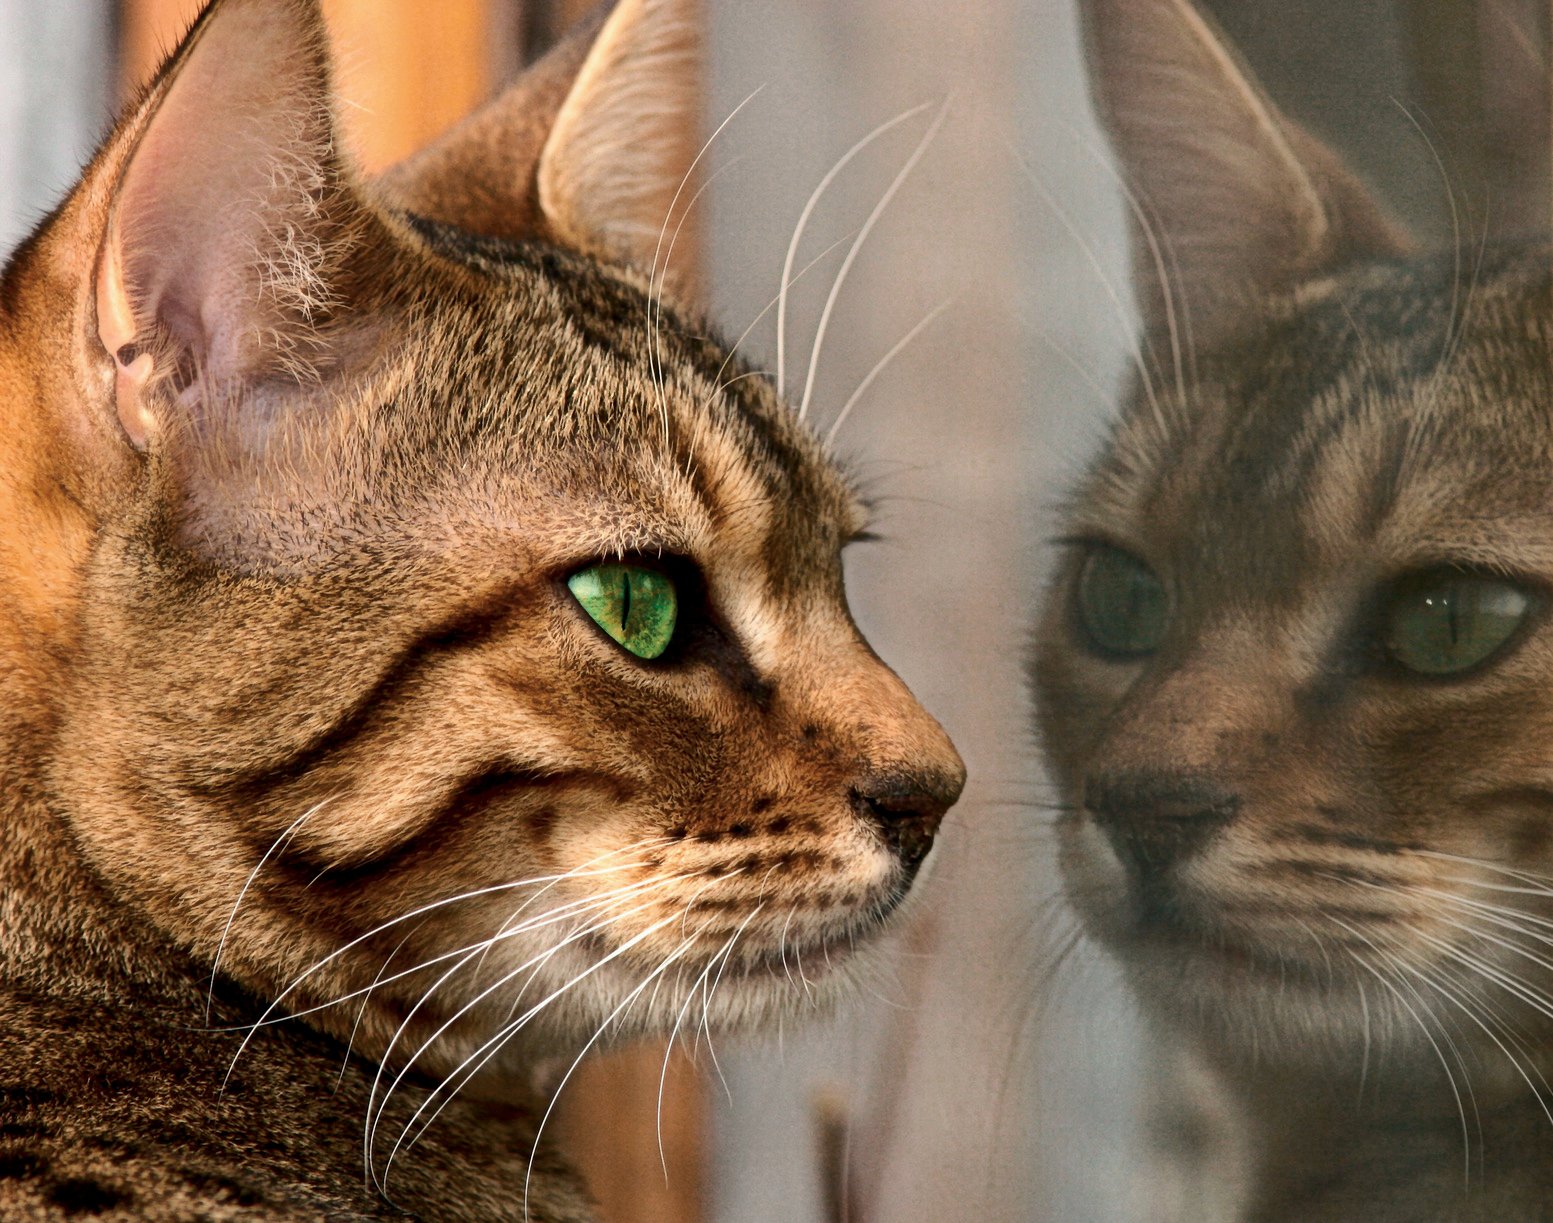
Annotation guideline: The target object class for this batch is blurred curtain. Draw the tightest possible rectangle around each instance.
[0,0,114,258]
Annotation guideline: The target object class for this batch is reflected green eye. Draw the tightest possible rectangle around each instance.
[1075,546,1168,657]
[568,563,678,660]
[1383,572,1533,676]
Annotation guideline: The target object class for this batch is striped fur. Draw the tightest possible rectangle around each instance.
[0,0,964,1218]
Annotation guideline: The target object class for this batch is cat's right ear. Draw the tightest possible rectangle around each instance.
[378,0,699,295]
[1082,0,1410,353]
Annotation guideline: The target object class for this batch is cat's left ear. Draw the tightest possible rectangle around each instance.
[93,0,373,449]
[379,0,699,290]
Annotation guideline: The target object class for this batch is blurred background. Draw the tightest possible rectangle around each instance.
[1,1,1546,1220]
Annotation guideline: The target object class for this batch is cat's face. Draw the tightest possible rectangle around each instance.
[1036,0,1553,1072]
[0,0,963,1076]
[1035,251,1553,1063]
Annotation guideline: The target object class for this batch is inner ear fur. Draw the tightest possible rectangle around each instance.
[92,0,380,450]
[378,0,701,294]
[1082,0,1411,356]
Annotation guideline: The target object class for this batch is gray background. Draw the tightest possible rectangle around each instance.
[0,1,113,257]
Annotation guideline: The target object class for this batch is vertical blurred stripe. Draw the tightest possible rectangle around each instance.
[0,0,114,257]
[325,0,496,171]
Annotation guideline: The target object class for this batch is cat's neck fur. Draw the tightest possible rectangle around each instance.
[1192,1042,1553,1221]
[0,225,145,990]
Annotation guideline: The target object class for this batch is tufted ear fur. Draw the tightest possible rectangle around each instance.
[1082,0,1411,354]
[379,0,700,291]
[94,0,375,449]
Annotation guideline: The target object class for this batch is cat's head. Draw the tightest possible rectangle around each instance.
[0,0,964,1073]
[1034,0,1553,1070]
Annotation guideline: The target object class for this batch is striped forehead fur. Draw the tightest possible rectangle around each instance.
[1080,247,1553,578]
[164,220,863,575]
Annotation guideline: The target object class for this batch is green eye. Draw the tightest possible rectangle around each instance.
[1383,572,1533,676]
[568,563,678,660]
[1075,546,1168,657]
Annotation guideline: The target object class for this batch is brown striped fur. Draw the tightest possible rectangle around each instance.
[0,1,964,1218]
[1035,0,1553,1219]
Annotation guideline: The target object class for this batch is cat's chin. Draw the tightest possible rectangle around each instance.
[581,906,906,1038]
[1099,926,1374,1061]
[430,900,908,1074]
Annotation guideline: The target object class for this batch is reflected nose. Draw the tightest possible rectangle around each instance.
[1085,772,1238,876]
[854,769,964,875]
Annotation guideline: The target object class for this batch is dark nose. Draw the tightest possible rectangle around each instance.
[854,769,964,875]
[1084,772,1238,876]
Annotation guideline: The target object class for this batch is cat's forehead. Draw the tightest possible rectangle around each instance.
[177,232,863,584]
[1074,247,1553,586]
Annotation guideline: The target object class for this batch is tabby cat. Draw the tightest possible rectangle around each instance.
[1033,0,1553,1219]
[0,0,965,1218]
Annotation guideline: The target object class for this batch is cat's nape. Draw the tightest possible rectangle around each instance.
[0,0,964,1218]
[1036,0,1553,1219]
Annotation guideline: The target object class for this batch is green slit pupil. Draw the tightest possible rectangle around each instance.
[568,562,678,661]
[1384,573,1531,676]
[1075,545,1168,658]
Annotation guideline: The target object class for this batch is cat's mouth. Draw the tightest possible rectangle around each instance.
[1089,859,1414,1009]
[1119,903,1316,983]
[579,879,912,986]
[1066,823,1339,991]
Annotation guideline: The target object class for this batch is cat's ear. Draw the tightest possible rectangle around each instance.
[93,0,370,448]
[1082,0,1411,352]
[379,0,698,288]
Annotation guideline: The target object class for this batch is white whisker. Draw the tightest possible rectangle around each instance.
[798,99,949,423]
[647,85,765,445]
[699,905,766,1102]
[1054,118,1194,403]
[706,232,859,413]
[825,299,951,448]
[365,883,686,1189]
[207,799,328,1022]
[1009,141,1170,441]
[339,929,417,1090]
[376,907,686,1195]
[519,934,704,1221]
[776,102,933,398]
[1327,914,1476,1182]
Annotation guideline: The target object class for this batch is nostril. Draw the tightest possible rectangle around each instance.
[1083,771,1239,875]
[852,771,962,873]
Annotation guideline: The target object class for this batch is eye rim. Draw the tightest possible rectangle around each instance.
[564,555,691,663]
[1069,541,1171,661]
[1376,565,1544,681]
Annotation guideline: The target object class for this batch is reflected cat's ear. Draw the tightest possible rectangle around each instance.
[93,0,373,449]
[379,0,699,290]
[1082,0,1411,352]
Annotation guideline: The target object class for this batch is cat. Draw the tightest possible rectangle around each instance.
[0,0,966,1218]
[1032,0,1553,1219]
